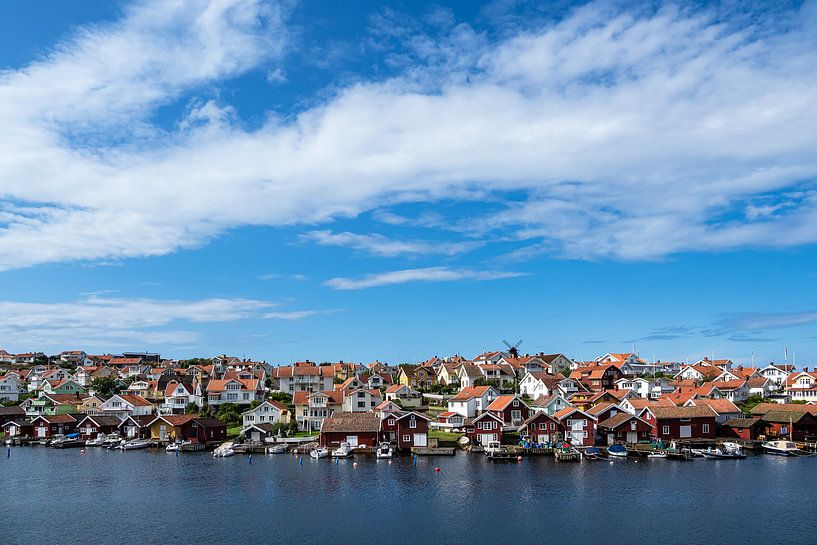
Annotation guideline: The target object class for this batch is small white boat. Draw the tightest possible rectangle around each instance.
[119,439,151,450]
[309,447,329,459]
[166,440,190,452]
[376,442,395,459]
[86,434,107,447]
[267,443,289,454]
[763,440,801,456]
[646,452,667,459]
[103,434,122,448]
[213,442,235,457]
[331,442,354,458]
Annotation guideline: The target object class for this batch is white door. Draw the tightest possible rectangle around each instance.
[159,425,168,441]
[480,433,494,445]
[679,425,692,438]
[413,433,427,447]
[626,431,638,444]
[37,427,46,438]
[346,435,358,447]
[608,433,616,445]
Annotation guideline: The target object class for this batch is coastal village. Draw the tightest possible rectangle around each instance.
[1,346,816,460]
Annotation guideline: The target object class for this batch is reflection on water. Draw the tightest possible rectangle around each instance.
[2,447,814,545]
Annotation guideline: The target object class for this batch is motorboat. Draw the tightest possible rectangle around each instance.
[763,440,802,456]
[331,442,354,458]
[267,443,289,454]
[118,438,151,450]
[375,442,395,459]
[51,433,83,448]
[309,446,329,459]
[584,446,604,460]
[701,442,746,459]
[213,442,236,457]
[166,440,190,452]
[103,434,122,448]
[607,444,629,458]
[646,452,667,459]
[86,434,108,447]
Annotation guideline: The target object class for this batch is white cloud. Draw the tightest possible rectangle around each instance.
[1,1,817,269]
[0,295,328,347]
[300,229,482,256]
[262,309,344,320]
[324,266,526,290]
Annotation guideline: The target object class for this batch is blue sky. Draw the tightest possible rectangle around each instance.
[0,0,815,366]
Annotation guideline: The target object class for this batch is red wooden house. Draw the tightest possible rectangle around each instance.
[597,412,653,445]
[393,411,430,450]
[464,411,504,446]
[642,406,716,441]
[555,407,596,447]
[31,414,77,439]
[320,413,381,448]
[486,395,530,428]
[519,412,561,445]
[757,410,817,441]
[77,415,121,439]
[721,418,771,441]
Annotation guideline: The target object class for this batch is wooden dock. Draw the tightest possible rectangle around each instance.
[411,447,456,456]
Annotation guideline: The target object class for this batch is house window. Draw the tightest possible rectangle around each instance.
[539,423,546,430]
[662,425,670,435]
[410,418,417,429]
[388,419,395,426]
[512,400,519,407]
[550,422,556,430]
[357,402,365,408]
[403,435,411,442]
[702,424,710,434]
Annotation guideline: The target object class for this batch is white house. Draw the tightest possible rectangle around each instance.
[529,394,571,415]
[785,371,817,403]
[342,388,383,413]
[0,375,25,402]
[519,372,570,398]
[384,384,423,408]
[206,378,264,407]
[99,394,154,420]
[447,385,499,418]
[160,381,203,414]
[270,362,335,393]
[614,377,674,399]
[241,400,290,428]
[760,364,794,388]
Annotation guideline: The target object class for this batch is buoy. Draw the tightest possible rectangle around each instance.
[248,454,253,465]
[609,461,614,465]
[335,457,339,465]
[353,462,358,468]
[176,449,179,458]
[413,455,417,467]
[388,460,392,465]
[298,456,303,465]
[517,455,522,462]
[434,466,441,472]
[80,449,85,455]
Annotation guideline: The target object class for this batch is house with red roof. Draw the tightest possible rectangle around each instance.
[447,385,499,418]
[342,388,383,413]
[206,378,265,407]
[555,407,596,447]
[384,383,423,408]
[487,395,530,428]
[99,394,155,420]
[464,411,505,446]
[294,390,343,432]
[270,361,336,393]
[519,411,561,445]
[684,398,743,425]
[597,413,653,445]
[785,370,817,403]
[31,414,78,439]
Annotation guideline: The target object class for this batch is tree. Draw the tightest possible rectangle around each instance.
[249,399,262,410]
[184,402,199,414]
[269,392,293,405]
[91,376,119,398]
[216,403,242,426]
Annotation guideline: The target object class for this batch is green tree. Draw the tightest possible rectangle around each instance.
[269,392,293,405]
[249,399,262,410]
[91,376,120,398]
[216,403,242,426]
[184,402,199,414]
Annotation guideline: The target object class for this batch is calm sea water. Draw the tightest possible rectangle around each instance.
[2,447,814,545]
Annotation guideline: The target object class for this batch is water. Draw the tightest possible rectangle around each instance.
[2,447,815,545]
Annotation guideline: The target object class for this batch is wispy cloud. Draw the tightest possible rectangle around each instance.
[300,230,483,257]
[0,295,329,348]
[715,311,817,332]
[325,267,526,290]
[263,309,344,320]
[1,1,817,270]
[258,273,307,281]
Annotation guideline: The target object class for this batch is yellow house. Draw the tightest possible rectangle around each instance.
[80,395,105,416]
[148,414,196,442]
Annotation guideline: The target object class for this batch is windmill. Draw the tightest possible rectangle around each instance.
[503,339,524,359]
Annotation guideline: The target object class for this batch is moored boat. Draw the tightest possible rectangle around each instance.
[86,434,108,447]
[118,438,151,450]
[762,440,801,456]
[213,442,235,457]
[331,442,354,458]
[375,442,395,459]
[607,444,628,458]
[309,447,329,459]
[267,443,289,454]
[647,452,667,459]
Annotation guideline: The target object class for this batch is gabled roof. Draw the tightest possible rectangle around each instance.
[647,406,717,419]
[321,412,381,433]
[206,378,260,392]
[554,407,592,420]
[597,412,650,430]
[751,403,817,417]
[76,415,121,427]
[115,394,153,407]
[486,395,527,412]
[450,386,495,401]
[687,398,741,415]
